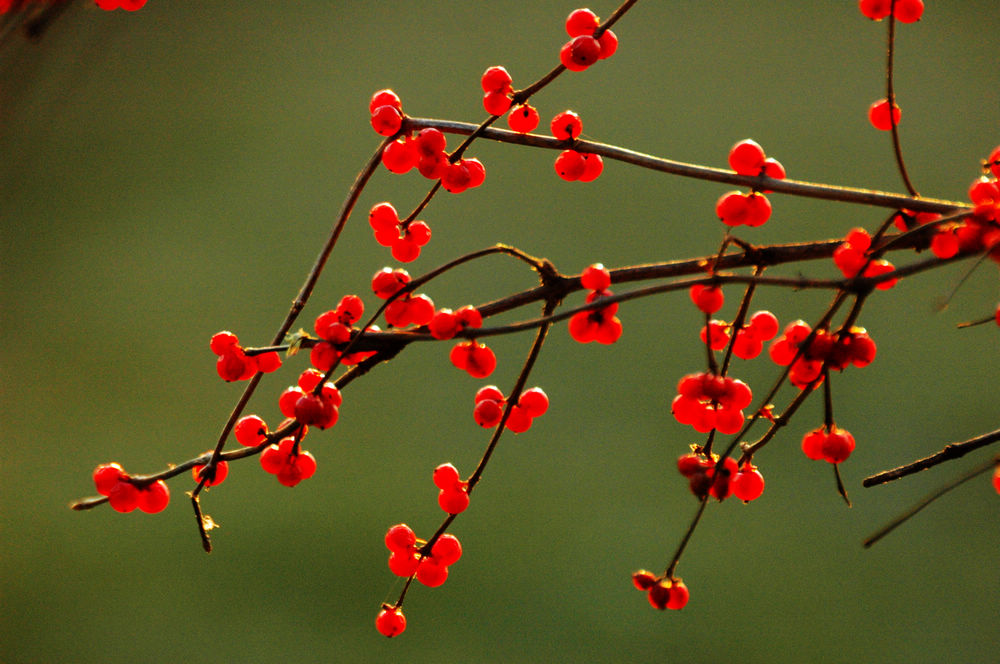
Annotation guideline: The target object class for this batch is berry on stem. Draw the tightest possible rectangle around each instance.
[375,605,406,638]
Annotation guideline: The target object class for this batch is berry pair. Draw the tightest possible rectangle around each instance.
[472,384,549,433]
[384,523,463,587]
[210,331,281,382]
[368,202,432,263]
[859,0,924,23]
[428,305,482,340]
[677,452,763,501]
[727,138,785,181]
[559,8,618,72]
[671,372,753,435]
[481,66,514,117]
[689,283,724,315]
[801,425,856,464]
[449,340,497,378]
[631,571,689,610]
[93,463,170,513]
[433,463,470,514]
[569,264,622,344]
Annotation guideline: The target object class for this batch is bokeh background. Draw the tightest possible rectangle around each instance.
[2,1,998,662]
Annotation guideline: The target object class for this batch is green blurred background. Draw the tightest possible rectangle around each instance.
[2,1,998,662]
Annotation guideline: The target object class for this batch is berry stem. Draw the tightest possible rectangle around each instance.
[862,427,1000,487]
[665,495,709,579]
[403,118,965,214]
[863,454,1000,548]
[884,8,919,197]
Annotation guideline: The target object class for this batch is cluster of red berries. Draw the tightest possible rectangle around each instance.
[801,425,857,464]
[370,90,485,194]
[370,267,434,328]
[210,331,281,382]
[559,8,618,72]
[859,0,924,23]
[368,202,432,263]
[713,139,784,227]
[260,435,317,487]
[671,372,753,435]
[93,463,169,513]
[472,384,549,433]
[311,294,378,371]
[384,524,464,588]
[569,263,622,344]
[433,463,470,514]
[551,110,603,182]
[481,66,515,117]
[677,452,765,502]
[700,310,779,359]
[769,321,877,389]
[832,227,898,289]
[279,368,343,430]
[631,571,689,610]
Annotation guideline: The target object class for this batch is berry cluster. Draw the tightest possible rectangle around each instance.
[677,452,766,502]
[688,283,724,314]
[559,8,618,72]
[368,202,432,263]
[210,331,281,382]
[631,571,690,610]
[278,368,343,430]
[93,463,169,513]
[801,425,857,464]
[384,524,463,588]
[370,267,435,328]
[568,263,622,343]
[671,372,753,435]
[370,89,485,194]
[550,110,603,182]
[260,435,317,487]
[311,294,377,370]
[699,310,779,359]
[433,463,470,514]
[859,0,924,23]
[768,321,877,389]
[713,139,784,227]
[472,384,549,433]
[832,227,897,289]
[481,66,514,117]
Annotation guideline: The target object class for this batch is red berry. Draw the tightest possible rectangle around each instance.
[449,341,496,378]
[666,579,690,610]
[518,387,549,418]
[93,463,125,496]
[632,570,658,591]
[483,91,513,116]
[507,104,540,133]
[731,465,765,502]
[369,89,402,115]
[560,35,602,71]
[209,331,239,355]
[481,66,513,94]
[747,310,779,340]
[416,558,449,587]
[580,263,611,291]
[596,29,618,59]
[375,605,406,638]
[565,8,599,37]
[192,456,229,487]
[370,104,403,137]
[381,137,418,174]
[728,139,766,176]
[385,523,417,553]
[868,98,901,131]
[431,533,463,566]
[414,128,446,157]
[234,415,268,447]
[441,161,472,194]
[689,284,724,314]
[108,480,140,512]
[137,480,170,514]
[438,487,470,514]
[701,319,731,351]
[473,399,504,428]
[551,110,583,141]
[859,0,891,20]
[801,428,827,460]
[555,150,587,181]
[433,463,462,490]
[893,0,924,23]
[371,267,411,299]
[822,427,856,464]
[578,153,604,182]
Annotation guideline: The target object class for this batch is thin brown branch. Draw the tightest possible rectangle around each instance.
[863,428,1000,487]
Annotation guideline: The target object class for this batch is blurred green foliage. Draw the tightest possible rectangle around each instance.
[1,2,998,662]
